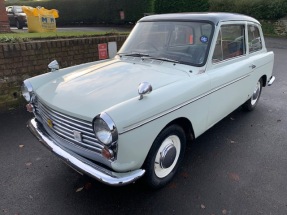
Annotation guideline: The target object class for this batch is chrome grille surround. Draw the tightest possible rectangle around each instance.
[33,98,104,155]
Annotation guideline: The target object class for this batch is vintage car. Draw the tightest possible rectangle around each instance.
[22,13,275,188]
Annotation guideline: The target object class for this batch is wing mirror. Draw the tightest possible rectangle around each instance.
[48,60,59,72]
[138,82,152,100]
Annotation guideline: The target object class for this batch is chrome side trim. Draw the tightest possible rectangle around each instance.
[268,76,275,86]
[27,118,145,186]
[120,74,250,134]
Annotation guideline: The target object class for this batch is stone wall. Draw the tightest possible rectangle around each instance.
[0,35,128,112]
[275,16,287,36]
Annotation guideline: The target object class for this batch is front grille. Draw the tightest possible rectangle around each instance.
[34,98,103,154]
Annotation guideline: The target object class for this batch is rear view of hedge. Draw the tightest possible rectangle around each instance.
[154,0,209,14]
[209,0,287,20]
[6,0,287,24]
[154,0,287,20]
[5,0,154,25]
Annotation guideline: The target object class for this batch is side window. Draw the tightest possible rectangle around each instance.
[212,24,246,63]
[248,25,262,53]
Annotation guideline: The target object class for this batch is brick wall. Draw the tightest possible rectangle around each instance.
[0,35,128,112]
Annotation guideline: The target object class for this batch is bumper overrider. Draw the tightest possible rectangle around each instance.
[27,118,145,186]
[268,76,275,86]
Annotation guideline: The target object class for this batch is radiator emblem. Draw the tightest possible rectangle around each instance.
[73,131,82,142]
[47,119,53,128]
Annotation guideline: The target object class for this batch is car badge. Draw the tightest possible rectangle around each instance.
[73,131,82,142]
[47,119,53,128]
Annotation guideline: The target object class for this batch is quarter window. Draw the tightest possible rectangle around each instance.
[212,24,246,63]
[248,25,262,53]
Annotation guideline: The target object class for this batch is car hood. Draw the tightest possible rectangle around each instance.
[36,59,189,121]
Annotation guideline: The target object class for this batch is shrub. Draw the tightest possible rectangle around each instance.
[5,0,154,25]
[209,0,287,20]
[154,0,209,14]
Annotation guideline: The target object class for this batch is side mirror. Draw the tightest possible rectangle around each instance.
[48,60,59,72]
[138,82,152,100]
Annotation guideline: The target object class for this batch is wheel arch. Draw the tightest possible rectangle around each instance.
[141,117,194,168]
[164,117,194,144]
[261,75,267,87]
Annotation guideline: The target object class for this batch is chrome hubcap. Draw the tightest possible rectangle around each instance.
[160,144,176,169]
[251,81,261,106]
[154,135,181,178]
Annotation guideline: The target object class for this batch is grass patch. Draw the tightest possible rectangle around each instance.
[0,30,129,43]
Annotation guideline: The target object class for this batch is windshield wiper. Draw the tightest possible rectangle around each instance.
[142,56,179,63]
[118,52,150,57]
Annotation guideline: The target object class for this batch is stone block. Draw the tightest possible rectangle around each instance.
[20,44,27,51]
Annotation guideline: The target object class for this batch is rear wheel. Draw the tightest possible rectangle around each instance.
[143,125,186,189]
[242,78,262,111]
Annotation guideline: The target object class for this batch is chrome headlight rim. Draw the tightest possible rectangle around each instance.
[21,80,34,102]
[93,112,118,146]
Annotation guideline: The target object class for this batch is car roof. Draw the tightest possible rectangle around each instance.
[139,12,260,25]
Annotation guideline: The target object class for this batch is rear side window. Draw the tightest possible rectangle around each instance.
[212,24,246,63]
[248,25,262,53]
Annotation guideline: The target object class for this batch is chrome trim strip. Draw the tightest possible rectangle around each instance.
[41,113,96,139]
[51,127,102,152]
[38,102,91,127]
[27,118,145,186]
[268,76,275,86]
[38,102,93,131]
[120,74,250,134]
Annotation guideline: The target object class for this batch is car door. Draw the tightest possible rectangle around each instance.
[206,21,255,128]
[247,23,274,90]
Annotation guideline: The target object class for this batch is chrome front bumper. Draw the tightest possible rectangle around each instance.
[27,118,145,186]
[268,76,275,86]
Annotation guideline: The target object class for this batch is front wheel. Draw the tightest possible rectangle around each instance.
[143,125,186,189]
[242,78,263,111]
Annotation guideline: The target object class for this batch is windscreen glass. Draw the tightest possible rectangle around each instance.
[119,21,214,66]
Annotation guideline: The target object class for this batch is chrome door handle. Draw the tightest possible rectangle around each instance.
[249,64,256,69]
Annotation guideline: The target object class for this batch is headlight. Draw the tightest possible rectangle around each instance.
[93,113,118,146]
[21,80,33,102]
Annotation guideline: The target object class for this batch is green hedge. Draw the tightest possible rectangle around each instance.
[6,0,287,24]
[209,0,287,20]
[5,0,154,25]
[154,0,209,13]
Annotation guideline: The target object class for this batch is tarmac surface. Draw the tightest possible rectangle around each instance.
[0,37,287,215]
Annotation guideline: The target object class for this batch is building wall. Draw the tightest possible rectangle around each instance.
[0,35,128,112]
[0,0,11,33]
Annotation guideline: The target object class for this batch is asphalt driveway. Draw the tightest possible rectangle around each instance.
[0,37,286,215]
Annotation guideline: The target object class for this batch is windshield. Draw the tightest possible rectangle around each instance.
[119,21,214,66]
